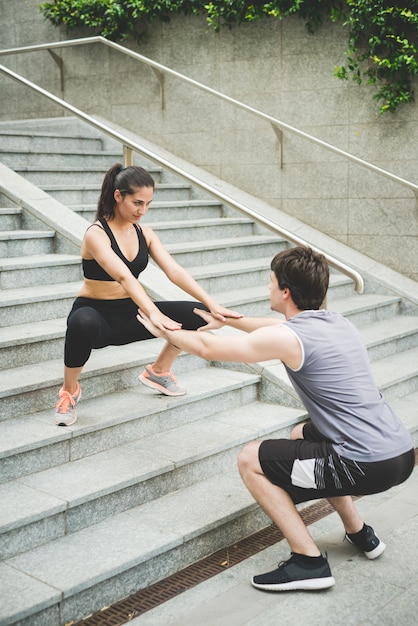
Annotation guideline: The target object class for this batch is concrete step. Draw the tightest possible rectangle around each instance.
[0,281,81,327]
[0,150,124,169]
[0,229,55,257]
[165,234,286,267]
[0,363,260,479]
[0,473,258,626]
[1,394,299,558]
[0,117,106,134]
[0,208,21,230]
[213,288,401,321]
[71,199,225,223]
[188,261,382,299]
[360,315,418,361]
[10,164,164,186]
[0,317,67,369]
[0,265,351,332]
[0,254,81,289]
[369,345,418,401]
[0,130,104,153]
[141,199,225,221]
[10,165,120,187]
[146,216,255,244]
[0,338,209,421]
[187,257,271,292]
[325,293,402,326]
[0,401,307,626]
[41,182,193,204]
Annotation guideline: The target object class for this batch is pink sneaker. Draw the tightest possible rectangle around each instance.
[139,364,186,396]
[54,383,81,426]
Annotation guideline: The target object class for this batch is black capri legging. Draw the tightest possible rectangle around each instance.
[64,297,209,368]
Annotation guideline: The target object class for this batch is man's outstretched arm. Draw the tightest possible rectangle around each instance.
[193,307,286,333]
[137,309,301,368]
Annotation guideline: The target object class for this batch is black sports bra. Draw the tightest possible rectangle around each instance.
[82,218,149,281]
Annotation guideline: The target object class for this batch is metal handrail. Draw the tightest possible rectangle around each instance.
[0,39,389,293]
[2,37,417,197]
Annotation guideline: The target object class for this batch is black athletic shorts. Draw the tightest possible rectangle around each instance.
[258,422,415,505]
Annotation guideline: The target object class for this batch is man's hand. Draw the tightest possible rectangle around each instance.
[193,308,225,331]
[137,307,225,337]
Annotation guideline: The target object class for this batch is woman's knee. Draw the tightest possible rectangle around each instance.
[65,308,103,367]
[67,307,100,337]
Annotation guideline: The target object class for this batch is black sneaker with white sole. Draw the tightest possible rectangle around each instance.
[251,552,335,591]
[346,524,386,559]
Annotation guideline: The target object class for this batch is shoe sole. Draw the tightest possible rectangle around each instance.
[55,414,77,427]
[346,536,386,560]
[251,576,336,591]
[138,373,186,396]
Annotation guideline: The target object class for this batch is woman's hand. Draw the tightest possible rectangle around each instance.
[148,309,182,332]
[208,304,243,322]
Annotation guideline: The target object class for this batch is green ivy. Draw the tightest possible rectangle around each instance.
[39,1,418,114]
[334,1,418,113]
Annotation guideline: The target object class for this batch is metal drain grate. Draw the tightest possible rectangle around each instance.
[73,450,418,626]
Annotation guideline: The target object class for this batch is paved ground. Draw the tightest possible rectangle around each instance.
[132,465,418,626]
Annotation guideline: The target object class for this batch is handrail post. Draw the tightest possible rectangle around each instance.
[123,145,134,167]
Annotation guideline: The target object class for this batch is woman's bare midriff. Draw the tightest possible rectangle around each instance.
[78,278,130,300]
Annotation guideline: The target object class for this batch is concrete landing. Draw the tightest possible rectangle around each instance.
[134,465,418,626]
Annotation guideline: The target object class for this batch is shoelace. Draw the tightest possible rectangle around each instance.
[55,390,76,414]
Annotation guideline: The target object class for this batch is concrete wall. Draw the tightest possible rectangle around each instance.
[1,0,417,280]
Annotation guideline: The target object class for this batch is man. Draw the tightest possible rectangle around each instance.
[137,246,414,591]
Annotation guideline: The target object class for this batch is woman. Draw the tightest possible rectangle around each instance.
[55,163,241,426]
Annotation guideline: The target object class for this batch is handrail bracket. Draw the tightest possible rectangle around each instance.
[271,123,283,168]
[151,67,165,109]
[47,49,64,93]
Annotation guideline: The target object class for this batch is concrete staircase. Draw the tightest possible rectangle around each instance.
[0,118,417,626]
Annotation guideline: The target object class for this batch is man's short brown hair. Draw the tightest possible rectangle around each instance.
[271,246,329,310]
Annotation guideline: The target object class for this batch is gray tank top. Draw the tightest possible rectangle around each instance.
[283,310,412,462]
